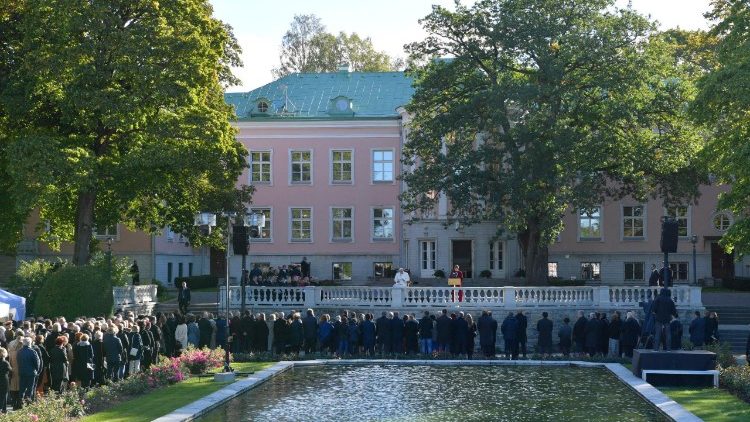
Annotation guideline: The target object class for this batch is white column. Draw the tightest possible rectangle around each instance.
[594,286,610,308]
[391,287,404,308]
[304,286,317,308]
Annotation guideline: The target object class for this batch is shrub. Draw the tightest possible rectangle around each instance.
[721,365,750,403]
[89,251,132,287]
[180,346,226,374]
[34,264,114,319]
[706,342,738,369]
[5,258,59,314]
[174,275,218,289]
[5,390,85,422]
[721,277,750,291]
[433,269,446,278]
[479,270,492,278]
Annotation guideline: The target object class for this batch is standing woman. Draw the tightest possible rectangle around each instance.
[187,316,200,348]
[255,314,269,353]
[91,331,106,386]
[465,313,477,360]
[449,265,464,302]
[6,330,21,409]
[174,316,188,354]
[0,347,11,413]
[48,337,69,393]
[34,335,49,397]
[128,325,143,375]
[73,334,95,389]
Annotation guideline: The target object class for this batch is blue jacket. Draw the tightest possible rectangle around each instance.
[19,345,41,377]
[360,320,376,346]
[128,332,143,360]
[187,322,200,347]
[103,333,123,363]
[501,315,518,342]
[689,317,706,346]
[318,321,334,343]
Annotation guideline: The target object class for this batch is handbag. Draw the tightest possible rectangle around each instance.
[129,347,139,357]
[86,362,95,371]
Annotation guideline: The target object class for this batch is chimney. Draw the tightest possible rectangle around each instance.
[338,62,351,73]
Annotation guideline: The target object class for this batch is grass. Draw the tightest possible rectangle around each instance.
[81,361,274,422]
[661,387,750,422]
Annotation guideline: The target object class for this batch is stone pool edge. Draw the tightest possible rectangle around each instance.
[152,360,701,422]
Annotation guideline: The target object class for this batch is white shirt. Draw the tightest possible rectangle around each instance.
[393,271,410,287]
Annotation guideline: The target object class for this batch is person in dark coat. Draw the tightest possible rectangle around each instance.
[689,311,705,348]
[335,316,348,356]
[669,316,683,350]
[254,314,269,352]
[597,313,609,356]
[215,315,227,351]
[404,315,420,354]
[0,347,11,413]
[300,257,311,278]
[127,326,143,375]
[652,288,678,351]
[240,311,254,353]
[391,312,405,354]
[648,264,659,286]
[91,331,106,386]
[620,312,641,358]
[501,312,518,360]
[705,311,719,345]
[32,335,48,399]
[584,312,600,357]
[302,309,318,354]
[289,314,304,355]
[558,317,572,357]
[273,314,288,354]
[376,312,391,354]
[361,314,376,356]
[465,314,477,359]
[198,313,213,349]
[103,328,123,381]
[178,282,191,315]
[436,309,452,353]
[318,315,335,355]
[607,312,622,358]
[450,313,466,356]
[515,311,528,358]
[418,311,434,355]
[536,312,553,357]
[165,313,177,357]
[18,337,41,403]
[116,324,130,380]
[141,321,156,370]
[477,310,498,358]
[72,334,95,389]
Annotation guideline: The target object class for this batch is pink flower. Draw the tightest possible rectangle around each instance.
[30,415,39,422]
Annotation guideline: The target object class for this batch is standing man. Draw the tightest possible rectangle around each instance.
[18,337,41,405]
[689,311,706,349]
[302,309,318,354]
[178,281,191,315]
[300,257,311,279]
[584,312,600,357]
[501,312,518,360]
[393,268,411,287]
[477,310,498,358]
[515,310,528,359]
[376,312,391,355]
[648,264,659,286]
[659,263,674,287]
[418,311,434,355]
[620,312,641,358]
[130,260,140,286]
[436,309,452,353]
[558,317,572,357]
[573,311,588,357]
[536,312,553,357]
[653,288,678,351]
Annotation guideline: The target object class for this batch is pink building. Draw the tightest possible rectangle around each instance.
[223,69,414,281]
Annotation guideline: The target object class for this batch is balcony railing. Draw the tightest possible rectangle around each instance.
[220,285,702,310]
[113,285,158,308]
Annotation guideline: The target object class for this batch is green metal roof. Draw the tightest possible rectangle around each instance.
[225,71,414,120]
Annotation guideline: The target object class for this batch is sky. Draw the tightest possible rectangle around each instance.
[209,0,713,92]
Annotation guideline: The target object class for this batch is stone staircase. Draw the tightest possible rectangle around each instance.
[710,305,750,353]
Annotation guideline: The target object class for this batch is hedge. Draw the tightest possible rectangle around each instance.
[173,275,218,290]
[34,264,114,319]
[721,277,750,291]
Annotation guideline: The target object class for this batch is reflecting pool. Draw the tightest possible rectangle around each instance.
[197,365,667,422]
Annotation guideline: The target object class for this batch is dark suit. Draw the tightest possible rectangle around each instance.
[376,316,392,353]
[18,346,40,402]
[501,315,518,359]
[104,333,123,381]
[390,317,404,354]
[178,287,191,314]
[436,314,452,352]
[536,317,553,354]
[477,314,498,357]
[49,346,69,393]
[689,317,706,347]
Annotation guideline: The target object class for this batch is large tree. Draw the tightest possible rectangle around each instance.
[694,0,750,255]
[402,0,705,284]
[273,14,396,78]
[0,0,251,264]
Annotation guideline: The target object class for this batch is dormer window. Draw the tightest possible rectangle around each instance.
[250,97,272,116]
[328,96,353,115]
[257,101,269,113]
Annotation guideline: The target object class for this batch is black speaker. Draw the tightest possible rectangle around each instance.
[660,219,679,253]
[249,225,260,238]
[232,225,249,255]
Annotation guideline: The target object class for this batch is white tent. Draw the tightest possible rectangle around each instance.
[0,289,26,321]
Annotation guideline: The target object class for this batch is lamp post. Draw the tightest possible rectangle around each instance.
[690,234,698,285]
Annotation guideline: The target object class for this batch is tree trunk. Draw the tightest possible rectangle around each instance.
[73,190,96,266]
[517,218,550,286]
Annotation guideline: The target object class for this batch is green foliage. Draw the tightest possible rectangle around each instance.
[721,365,750,403]
[4,389,85,422]
[273,14,397,78]
[479,269,492,278]
[0,0,251,264]
[707,341,739,369]
[433,269,446,278]
[174,275,218,290]
[5,258,59,313]
[402,0,706,284]
[721,277,750,291]
[693,0,750,256]
[34,264,114,318]
[89,252,132,287]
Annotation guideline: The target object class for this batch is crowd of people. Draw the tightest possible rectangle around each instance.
[241,257,314,287]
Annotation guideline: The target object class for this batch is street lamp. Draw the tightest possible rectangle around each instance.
[690,234,698,285]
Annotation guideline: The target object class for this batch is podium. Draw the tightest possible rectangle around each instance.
[448,278,462,287]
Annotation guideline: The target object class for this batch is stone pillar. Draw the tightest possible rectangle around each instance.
[688,286,703,308]
[502,287,516,309]
[391,287,404,308]
[304,286,317,309]
[593,286,610,308]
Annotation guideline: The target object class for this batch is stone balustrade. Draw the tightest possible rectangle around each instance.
[113,285,158,314]
[219,285,702,311]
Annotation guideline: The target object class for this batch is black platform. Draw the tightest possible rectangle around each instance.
[632,349,717,387]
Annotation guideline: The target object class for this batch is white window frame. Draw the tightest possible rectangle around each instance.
[371,207,395,241]
[249,150,272,184]
[371,148,395,183]
[624,261,645,281]
[420,240,437,275]
[289,149,313,185]
[580,262,601,280]
[249,207,273,242]
[622,204,646,240]
[332,262,353,280]
[330,149,354,184]
[489,240,504,273]
[578,206,603,241]
[94,224,119,240]
[330,207,354,242]
[712,212,732,232]
[289,207,313,242]
[664,205,691,238]
[669,262,689,281]
[548,262,558,278]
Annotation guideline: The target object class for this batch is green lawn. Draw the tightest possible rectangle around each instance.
[82,362,274,422]
[661,387,750,422]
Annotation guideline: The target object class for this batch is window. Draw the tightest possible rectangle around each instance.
[94,224,118,239]
[489,241,504,270]
[167,262,173,285]
[166,226,175,242]
[579,207,602,240]
[623,206,645,238]
[331,150,353,183]
[332,262,352,280]
[548,262,558,278]
[249,151,271,183]
[374,262,394,278]
[332,208,353,241]
[257,101,268,113]
[290,150,312,183]
[420,240,436,271]
[250,208,272,240]
[372,208,394,240]
[188,262,193,277]
[290,208,312,241]
[665,206,689,237]
[669,262,689,281]
[713,213,731,232]
[580,262,601,280]
[372,150,394,182]
[178,262,183,278]
[624,262,645,281]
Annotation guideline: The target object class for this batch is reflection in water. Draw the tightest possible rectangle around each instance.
[197,365,667,422]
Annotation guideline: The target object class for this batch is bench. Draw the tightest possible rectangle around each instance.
[641,369,719,387]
